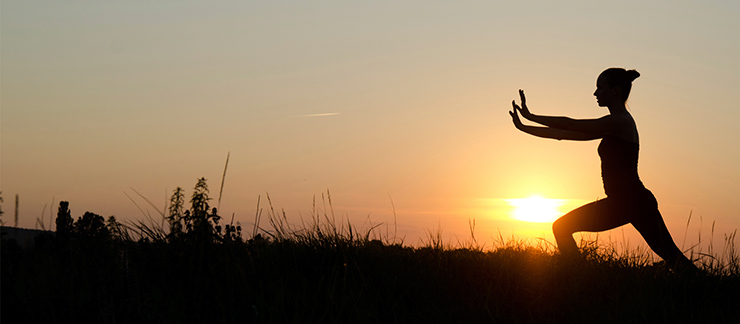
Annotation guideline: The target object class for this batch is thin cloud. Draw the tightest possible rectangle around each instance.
[298,112,341,117]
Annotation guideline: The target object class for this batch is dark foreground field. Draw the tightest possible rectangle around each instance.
[3,226,739,323]
[2,187,739,323]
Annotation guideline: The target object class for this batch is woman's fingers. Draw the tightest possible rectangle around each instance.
[512,100,524,115]
[519,89,526,105]
[509,109,522,128]
[510,107,520,119]
[519,90,528,111]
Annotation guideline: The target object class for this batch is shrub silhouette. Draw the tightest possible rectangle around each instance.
[166,187,185,237]
[52,202,115,245]
[160,177,233,243]
[73,212,109,241]
[55,201,74,242]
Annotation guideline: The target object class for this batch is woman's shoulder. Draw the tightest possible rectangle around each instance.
[607,113,638,143]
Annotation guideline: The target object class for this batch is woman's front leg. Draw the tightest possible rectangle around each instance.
[552,198,630,257]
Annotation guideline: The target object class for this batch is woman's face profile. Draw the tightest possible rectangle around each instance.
[593,75,619,107]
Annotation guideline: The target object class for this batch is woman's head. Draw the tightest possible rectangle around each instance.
[595,68,640,105]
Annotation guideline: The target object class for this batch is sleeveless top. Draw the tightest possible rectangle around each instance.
[598,135,645,197]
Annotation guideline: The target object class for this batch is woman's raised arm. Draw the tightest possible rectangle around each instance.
[510,105,601,141]
[514,89,623,134]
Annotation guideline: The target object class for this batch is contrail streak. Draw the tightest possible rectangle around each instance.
[299,112,341,117]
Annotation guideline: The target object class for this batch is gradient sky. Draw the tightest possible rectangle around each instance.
[2,1,739,255]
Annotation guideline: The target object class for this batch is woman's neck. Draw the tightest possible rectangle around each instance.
[607,103,628,115]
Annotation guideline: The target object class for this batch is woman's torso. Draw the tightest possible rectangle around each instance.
[598,134,645,197]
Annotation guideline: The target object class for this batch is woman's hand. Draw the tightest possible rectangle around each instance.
[513,89,534,120]
[509,101,523,129]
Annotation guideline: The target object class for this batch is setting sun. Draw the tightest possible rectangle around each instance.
[506,196,566,223]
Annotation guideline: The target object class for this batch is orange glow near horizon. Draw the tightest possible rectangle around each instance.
[506,196,567,223]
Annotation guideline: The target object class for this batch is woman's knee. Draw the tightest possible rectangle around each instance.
[552,217,572,237]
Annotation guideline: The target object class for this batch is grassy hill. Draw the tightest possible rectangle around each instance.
[3,182,738,323]
[3,207,739,324]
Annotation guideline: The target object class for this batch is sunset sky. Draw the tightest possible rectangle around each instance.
[3,1,739,254]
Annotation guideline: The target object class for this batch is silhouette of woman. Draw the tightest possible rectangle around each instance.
[509,68,695,269]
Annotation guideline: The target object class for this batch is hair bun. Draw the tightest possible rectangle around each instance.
[626,69,640,82]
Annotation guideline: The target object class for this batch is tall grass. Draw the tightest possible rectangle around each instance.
[2,180,739,323]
